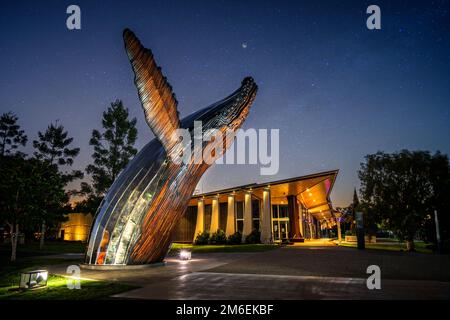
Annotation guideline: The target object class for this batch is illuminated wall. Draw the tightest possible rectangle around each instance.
[60,213,93,242]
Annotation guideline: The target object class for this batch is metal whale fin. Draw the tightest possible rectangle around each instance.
[123,28,180,152]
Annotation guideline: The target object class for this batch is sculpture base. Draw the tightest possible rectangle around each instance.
[79,262,166,271]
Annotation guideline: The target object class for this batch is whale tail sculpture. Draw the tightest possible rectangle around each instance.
[84,29,257,265]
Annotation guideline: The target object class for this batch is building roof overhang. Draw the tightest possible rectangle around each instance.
[189,169,339,221]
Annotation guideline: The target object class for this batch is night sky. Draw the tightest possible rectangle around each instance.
[1,0,449,207]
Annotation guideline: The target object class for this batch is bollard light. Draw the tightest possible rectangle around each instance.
[179,249,192,261]
[19,270,48,289]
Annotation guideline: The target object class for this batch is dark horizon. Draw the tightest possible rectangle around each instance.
[1,0,449,207]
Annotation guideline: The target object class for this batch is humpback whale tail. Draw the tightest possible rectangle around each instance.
[84,29,258,265]
[123,28,181,152]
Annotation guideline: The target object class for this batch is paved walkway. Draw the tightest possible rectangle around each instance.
[46,245,450,299]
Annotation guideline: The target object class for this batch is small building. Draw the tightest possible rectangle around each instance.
[59,213,93,242]
[172,170,339,243]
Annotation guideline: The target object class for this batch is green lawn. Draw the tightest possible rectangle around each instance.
[0,274,137,300]
[0,241,86,258]
[0,256,137,300]
[170,243,279,254]
[338,240,432,254]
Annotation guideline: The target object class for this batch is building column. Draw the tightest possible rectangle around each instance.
[287,195,303,241]
[260,187,272,244]
[193,199,204,241]
[225,194,236,236]
[210,196,220,233]
[298,202,304,237]
[243,191,253,242]
[337,217,342,243]
[308,212,314,239]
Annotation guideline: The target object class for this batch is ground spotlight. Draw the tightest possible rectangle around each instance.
[179,250,192,261]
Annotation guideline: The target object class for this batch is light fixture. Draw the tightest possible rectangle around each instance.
[19,270,48,289]
[309,193,312,197]
[179,250,192,261]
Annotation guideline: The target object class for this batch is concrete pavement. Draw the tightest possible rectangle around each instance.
[46,245,450,299]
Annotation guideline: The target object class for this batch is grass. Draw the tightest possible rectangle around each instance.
[0,241,86,258]
[0,255,137,300]
[169,243,279,254]
[338,240,432,254]
[0,274,137,300]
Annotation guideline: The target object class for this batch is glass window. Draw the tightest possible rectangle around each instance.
[204,204,212,231]
[236,201,244,219]
[236,220,243,233]
[252,200,260,219]
[272,205,278,219]
[279,205,289,218]
[253,219,260,231]
[219,202,228,231]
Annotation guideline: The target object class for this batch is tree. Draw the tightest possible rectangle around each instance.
[33,121,83,248]
[29,160,68,251]
[358,150,447,251]
[81,100,138,212]
[33,121,80,165]
[422,152,450,249]
[0,156,66,261]
[0,112,28,156]
[0,155,30,261]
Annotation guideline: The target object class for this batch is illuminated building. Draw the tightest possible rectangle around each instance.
[59,213,93,242]
[173,170,339,243]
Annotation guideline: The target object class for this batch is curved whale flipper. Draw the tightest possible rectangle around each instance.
[123,28,180,152]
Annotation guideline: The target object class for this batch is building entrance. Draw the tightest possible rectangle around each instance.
[272,204,289,242]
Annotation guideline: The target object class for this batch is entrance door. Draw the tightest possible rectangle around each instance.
[273,221,280,241]
[279,221,289,241]
[272,220,289,241]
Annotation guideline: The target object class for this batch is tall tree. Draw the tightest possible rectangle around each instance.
[0,112,28,156]
[81,100,138,212]
[423,152,450,249]
[358,150,446,251]
[33,121,83,249]
[33,121,80,166]
[349,188,360,233]
[0,156,66,261]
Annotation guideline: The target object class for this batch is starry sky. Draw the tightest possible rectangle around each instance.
[1,0,449,207]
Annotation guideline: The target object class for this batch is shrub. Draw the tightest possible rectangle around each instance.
[194,231,210,245]
[209,229,227,245]
[345,230,355,236]
[227,231,242,245]
[245,229,261,244]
